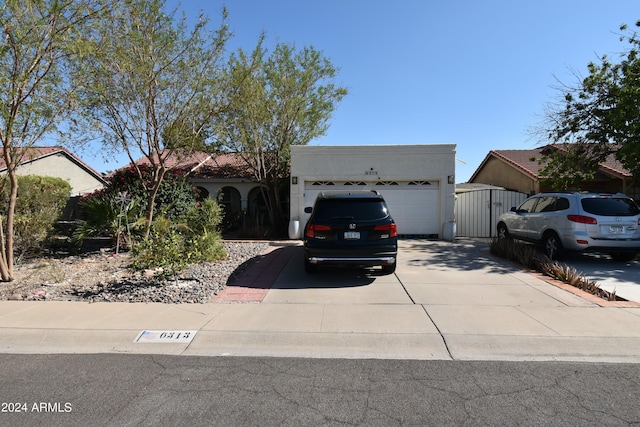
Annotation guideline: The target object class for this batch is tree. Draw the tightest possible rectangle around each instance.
[215,42,347,234]
[539,21,640,187]
[72,0,232,238]
[0,0,106,281]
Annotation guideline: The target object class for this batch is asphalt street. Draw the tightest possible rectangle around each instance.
[1,354,640,426]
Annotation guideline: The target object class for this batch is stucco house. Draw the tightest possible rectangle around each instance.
[469,145,640,200]
[0,146,106,196]
[130,150,267,228]
[129,145,457,240]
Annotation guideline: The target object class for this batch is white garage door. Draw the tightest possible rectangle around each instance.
[303,180,440,235]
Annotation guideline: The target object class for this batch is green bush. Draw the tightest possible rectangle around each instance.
[103,164,198,220]
[0,175,71,260]
[130,199,226,279]
[77,164,198,244]
[73,194,143,250]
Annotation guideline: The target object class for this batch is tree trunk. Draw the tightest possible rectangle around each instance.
[142,167,165,239]
[0,167,18,281]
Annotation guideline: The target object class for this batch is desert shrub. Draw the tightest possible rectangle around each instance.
[0,175,71,260]
[489,237,620,301]
[130,199,226,279]
[104,164,198,220]
[77,164,198,244]
[538,259,618,301]
[73,194,143,250]
[489,237,541,270]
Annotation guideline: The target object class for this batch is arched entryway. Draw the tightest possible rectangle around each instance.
[218,186,242,230]
[247,186,269,231]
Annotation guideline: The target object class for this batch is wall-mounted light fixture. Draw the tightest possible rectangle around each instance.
[292,176,298,185]
[448,175,455,185]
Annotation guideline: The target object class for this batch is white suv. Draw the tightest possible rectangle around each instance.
[497,192,640,261]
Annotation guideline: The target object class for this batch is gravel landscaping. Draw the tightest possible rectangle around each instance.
[1,241,270,303]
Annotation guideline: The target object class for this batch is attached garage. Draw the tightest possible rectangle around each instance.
[289,145,456,239]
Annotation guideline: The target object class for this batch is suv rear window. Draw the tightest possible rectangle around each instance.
[313,199,390,221]
[581,198,640,216]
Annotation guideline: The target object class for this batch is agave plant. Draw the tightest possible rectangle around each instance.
[73,194,143,250]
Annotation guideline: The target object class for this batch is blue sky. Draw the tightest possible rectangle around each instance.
[84,0,640,182]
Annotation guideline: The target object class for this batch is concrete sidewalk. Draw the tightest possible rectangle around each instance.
[1,239,640,362]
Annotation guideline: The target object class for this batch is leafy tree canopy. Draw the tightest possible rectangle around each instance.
[214,41,348,233]
[71,0,233,237]
[539,21,640,188]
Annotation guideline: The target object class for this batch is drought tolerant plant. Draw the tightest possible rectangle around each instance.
[130,199,225,280]
[489,236,541,270]
[538,260,618,301]
[489,237,621,301]
[103,165,199,221]
[76,165,198,248]
[0,175,71,261]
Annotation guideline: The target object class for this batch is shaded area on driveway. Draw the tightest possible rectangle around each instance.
[273,248,380,290]
[400,238,516,274]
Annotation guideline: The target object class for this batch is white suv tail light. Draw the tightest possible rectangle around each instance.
[567,214,597,225]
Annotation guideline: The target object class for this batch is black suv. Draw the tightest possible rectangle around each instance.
[303,191,398,274]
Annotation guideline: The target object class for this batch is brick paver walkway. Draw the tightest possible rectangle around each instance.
[210,245,298,303]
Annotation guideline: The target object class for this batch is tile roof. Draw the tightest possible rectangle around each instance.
[131,150,256,180]
[0,145,106,182]
[470,145,632,181]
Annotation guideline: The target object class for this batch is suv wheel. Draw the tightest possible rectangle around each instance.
[497,223,510,240]
[543,232,564,260]
[611,252,637,262]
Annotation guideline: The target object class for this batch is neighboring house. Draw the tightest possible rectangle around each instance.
[0,146,106,196]
[469,145,640,200]
[0,146,107,220]
[130,150,266,227]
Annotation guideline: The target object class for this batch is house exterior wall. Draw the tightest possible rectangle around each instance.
[471,157,539,195]
[10,153,104,195]
[188,179,261,212]
[290,144,456,239]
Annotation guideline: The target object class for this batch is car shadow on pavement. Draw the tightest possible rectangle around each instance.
[400,238,519,274]
[272,247,378,289]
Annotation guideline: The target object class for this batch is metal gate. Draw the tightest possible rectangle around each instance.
[456,189,528,238]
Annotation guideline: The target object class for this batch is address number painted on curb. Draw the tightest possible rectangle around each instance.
[134,330,197,343]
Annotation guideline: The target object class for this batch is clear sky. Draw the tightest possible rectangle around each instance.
[83,0,640,183]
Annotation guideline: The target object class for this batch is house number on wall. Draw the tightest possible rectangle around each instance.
[365,169,378,176]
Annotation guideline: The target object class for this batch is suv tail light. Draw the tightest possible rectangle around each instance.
[567,214,598,225]
[305,224,331,238]
[374,223,398,237]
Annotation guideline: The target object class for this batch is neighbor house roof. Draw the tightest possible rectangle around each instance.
[130,150,256,180]
[0,146,106,184]
[469,145,632,182]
